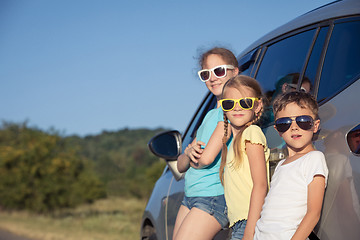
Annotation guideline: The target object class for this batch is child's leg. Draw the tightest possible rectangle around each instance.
[174,195,228,240]
[173,205,190,239]
[174,207,222,240]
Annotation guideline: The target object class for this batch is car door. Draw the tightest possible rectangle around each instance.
[164,92,217,240]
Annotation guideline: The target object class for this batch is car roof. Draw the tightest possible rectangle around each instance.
[238,0,360,57]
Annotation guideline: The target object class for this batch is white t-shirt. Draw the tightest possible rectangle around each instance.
[254,151,328,240]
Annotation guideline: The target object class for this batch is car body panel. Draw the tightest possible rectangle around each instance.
[312,78,360,239]
[142,167,173,240]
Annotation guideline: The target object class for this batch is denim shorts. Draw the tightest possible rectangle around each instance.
[231,219,247,240]
[181,195,228,228]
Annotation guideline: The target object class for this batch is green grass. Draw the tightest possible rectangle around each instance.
[0,197,147,240]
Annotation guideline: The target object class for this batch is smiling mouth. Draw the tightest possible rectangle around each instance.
[211,82,221,88]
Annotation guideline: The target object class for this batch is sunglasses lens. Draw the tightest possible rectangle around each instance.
[221,100,235,111]
[239,98,254,109]
[275,115,314,132]
[275,117,292,133]
[200,71,210,81]
[296,115,313,130]
[213,66,226,78]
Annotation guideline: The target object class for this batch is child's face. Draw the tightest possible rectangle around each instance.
[223,86,261,131]
[274,102,320,152]
[203,54,238,98]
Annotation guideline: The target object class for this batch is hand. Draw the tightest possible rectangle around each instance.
[184,141,205,165]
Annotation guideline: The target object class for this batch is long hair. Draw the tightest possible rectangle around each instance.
[219,75,264,185]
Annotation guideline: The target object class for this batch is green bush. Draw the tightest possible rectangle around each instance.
[66,128,167,199]
[0,121,169,210]
[0,122,106,213]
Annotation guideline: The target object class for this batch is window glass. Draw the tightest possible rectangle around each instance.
[317,20,360,102]
[238,48,260,76]
[255,29,316,126]
[304,27,329,93]
[181,93,216,149]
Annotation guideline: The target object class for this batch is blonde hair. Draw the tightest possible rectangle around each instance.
[219,75,264,185]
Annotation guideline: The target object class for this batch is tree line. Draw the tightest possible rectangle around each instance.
[0,121,167,213]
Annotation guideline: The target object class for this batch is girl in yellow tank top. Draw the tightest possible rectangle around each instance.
[219,75,270,240]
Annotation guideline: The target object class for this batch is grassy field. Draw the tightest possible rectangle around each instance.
[0,197,147,240]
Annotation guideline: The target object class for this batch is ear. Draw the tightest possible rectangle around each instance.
[313,119,320,133]
[282,83,288,93]
[254,99,263,115]
[233,67,239,76]
[235,67,239,75]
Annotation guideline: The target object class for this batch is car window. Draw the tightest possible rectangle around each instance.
[254,29,317,127]
[181,93,217,150]
[162,93,216,176]
[303,26,329,93]
[317,19,360,103]
[238,48,261,76]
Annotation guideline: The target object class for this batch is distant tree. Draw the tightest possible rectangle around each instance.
[0,121,169,202]
[65,127,168,198]
[0,121,106,212]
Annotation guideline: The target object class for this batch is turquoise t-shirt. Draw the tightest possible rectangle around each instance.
[184,107,226,197]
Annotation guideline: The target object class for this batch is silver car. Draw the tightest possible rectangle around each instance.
[141,0,360,239]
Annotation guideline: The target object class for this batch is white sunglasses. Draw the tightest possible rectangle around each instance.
[197,65,235,82]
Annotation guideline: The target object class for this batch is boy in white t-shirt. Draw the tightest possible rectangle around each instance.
[254,91,328,240]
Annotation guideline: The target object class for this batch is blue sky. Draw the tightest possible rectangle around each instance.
[0,0,333,136]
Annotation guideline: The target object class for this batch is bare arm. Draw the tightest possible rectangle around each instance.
[243,142,268,240]
[192,121,229,168]
[291,175,326,240]
[177,138,200,173]
[178,121,229,172]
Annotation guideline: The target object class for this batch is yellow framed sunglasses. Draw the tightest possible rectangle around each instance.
[219,97,259,111]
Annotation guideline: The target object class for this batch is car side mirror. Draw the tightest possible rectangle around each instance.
[347,124,360,156]
[148,130,182,160]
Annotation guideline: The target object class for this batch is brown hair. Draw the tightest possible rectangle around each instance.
[273,91,319,119]
[219,75,264,185]
[199,47,238,69]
